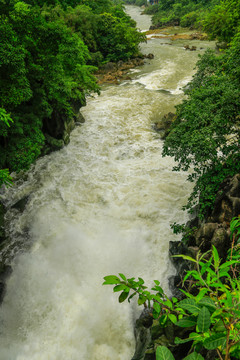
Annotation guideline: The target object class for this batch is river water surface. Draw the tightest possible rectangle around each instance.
[0,6,215,360]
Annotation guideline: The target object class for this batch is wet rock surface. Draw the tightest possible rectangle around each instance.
[96,57,152,84]
[133,174,240,360]
[153,112,176,139]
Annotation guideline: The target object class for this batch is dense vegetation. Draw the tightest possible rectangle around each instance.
[141,0,240,41]
[0,0,145,187]
[111,3,240,357]
[122,0,240,219]
[104,218,240,360]
[123,0,147,7]
[162,1,240,218]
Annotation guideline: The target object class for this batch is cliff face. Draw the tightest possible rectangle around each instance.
[42,101,86,153]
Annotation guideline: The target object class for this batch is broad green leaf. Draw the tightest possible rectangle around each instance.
[176,315,197,328]
[197,307,211,332]
[178,298,202,314]
[164,299,173,309]
[153,302,161,313]
[138,294,147,305]
[156,346,175,360]
[168,314,177,324]
[113,284,127,292]
[152,284,164,295]
[183,352,204,360]
[203,333,226,350]
[119,273,127,281]
[213,320,225,332]
[119,291,129,303]
[198,297,216,312]
[103,275,120,285]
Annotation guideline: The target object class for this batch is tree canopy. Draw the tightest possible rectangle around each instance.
[0,0,145,187]
[140,0,240,40]
[163,30,240,217]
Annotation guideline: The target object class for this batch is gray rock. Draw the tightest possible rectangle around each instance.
[45,134,64,150]
[153,112,176,139]
[132,309,153,360]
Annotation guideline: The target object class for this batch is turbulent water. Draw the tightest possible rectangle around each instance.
[0,6,215,360]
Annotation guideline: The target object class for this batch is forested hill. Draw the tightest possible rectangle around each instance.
[0,0,145,186]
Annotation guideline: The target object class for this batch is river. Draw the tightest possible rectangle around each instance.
[0,6,215,360]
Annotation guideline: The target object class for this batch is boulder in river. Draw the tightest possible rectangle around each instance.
[153,112,176,139]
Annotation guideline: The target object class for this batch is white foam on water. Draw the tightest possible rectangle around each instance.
[0,6,215,359]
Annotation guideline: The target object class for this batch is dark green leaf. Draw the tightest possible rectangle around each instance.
[204,333,226,350]
[197,307,211,332]
[178,298,202,314]
[176,315,197,328]
[113,284,127,292]
[119,291,129,303]
[198,297,216,312]
[138,295,147,305]
[183,352,204,360]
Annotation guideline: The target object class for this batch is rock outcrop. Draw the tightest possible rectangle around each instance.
[96,57,152,84]
[153,112,176,139]
[133,174,240,360]
[42,105,85,154]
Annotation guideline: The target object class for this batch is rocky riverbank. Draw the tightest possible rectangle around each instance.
[95,55,154,85]
[145,28,208,41]
[132,172,240,360]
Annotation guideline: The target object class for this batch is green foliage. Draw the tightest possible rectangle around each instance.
[0,169,13,188]
[204,0,240,42]
[123,0,147,6]
[170,222,197,245]
[0,0,144,179]
[0,1,99,173]
[104,218,240,360]
[156,346,175,360]
[162,32,240,217]
[142,0,213,28]
[63,4,145,64]
[139,0,239,38]
[96,12,145,62]
[180,11,199,27]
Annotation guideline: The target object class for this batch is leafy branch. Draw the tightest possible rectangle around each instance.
[103,218,240,360]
